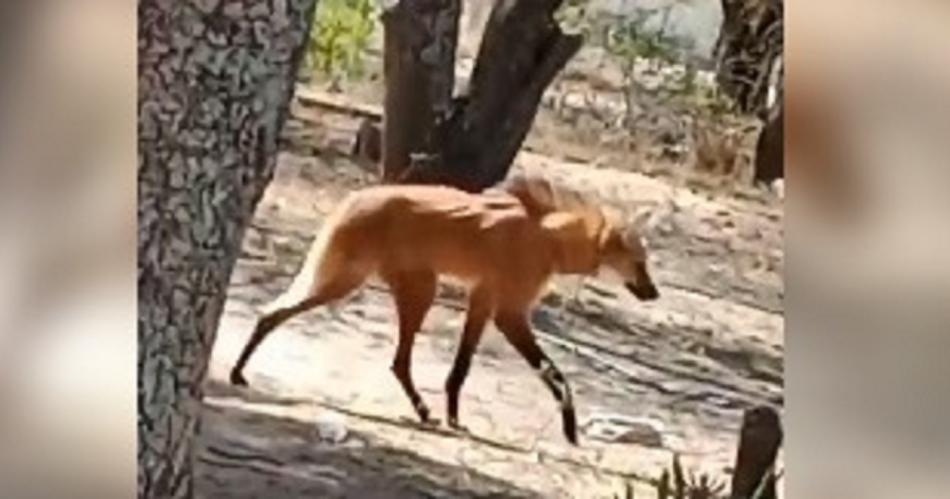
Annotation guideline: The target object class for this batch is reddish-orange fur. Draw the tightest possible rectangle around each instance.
[230,177,659,444]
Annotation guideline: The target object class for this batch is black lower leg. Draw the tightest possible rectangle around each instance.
[538,357,577,444]
[390,335,431,423]
[445,286,491,430]
[392,360,430,422]
[230,305,301,386]
[495,313,578,445]
[230,314,280,386]
[445,352,473,428]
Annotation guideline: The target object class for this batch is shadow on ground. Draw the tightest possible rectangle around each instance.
[197,380,541,499]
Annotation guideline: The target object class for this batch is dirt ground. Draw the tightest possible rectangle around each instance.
[197,85,784,498]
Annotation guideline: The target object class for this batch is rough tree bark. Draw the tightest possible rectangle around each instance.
[714,0,783,116]
[381,0,582,191]
[137,1,318,497]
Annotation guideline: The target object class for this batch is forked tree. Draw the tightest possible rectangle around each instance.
[138,0,318,497]
[376,0,583,191]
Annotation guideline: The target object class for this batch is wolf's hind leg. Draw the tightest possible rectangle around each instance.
[229,267,367,387]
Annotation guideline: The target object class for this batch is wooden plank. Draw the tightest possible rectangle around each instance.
[294,85,382,120]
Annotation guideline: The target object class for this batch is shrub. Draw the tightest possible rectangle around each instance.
[307,0,376,85]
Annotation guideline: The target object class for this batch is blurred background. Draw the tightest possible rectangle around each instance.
[786,1,950,498]
[0,0,946,497]
[0,0,135,497]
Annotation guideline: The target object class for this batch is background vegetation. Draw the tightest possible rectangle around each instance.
[305,0,377,87]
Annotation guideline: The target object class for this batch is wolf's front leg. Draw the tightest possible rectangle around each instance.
[495,311,578,445]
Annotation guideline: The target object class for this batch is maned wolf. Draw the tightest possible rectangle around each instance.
[230,176,659,444]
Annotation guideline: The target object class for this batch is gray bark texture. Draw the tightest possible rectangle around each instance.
[381,0,581,191]
[137,0,318,497]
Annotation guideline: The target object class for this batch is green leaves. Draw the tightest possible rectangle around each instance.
[556,0,592,35]
[307,0,376,83]
[604,10,679,68]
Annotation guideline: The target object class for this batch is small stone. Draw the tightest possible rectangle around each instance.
[582,412,666,448]
[314,412,348,444]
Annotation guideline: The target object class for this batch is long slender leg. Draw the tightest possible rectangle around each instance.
[494,311,578,445]
[445,285,493,429]
[229,270,366,386]
[386,270,437,423]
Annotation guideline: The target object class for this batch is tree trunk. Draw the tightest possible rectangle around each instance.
[730,406,783,499]
[753,101,784,185]
[137,1,318,497]
[714,0,783,116]
[352,116,384,170]
[381,0,581,191]
[381,0,461,183]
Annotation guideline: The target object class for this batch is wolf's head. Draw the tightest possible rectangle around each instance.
[506,170,660,301]
[598,223,659,302]
[538,206,659,302]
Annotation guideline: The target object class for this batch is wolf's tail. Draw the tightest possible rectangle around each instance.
[262,193,358,315]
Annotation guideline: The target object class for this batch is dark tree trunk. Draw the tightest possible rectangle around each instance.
[754,101,784,185]
[730,406,783,499]
[381,0,461,183]
[381,0,581,191]
[714,0,783,116]
[137,1,318,497]
[352,117,383,170]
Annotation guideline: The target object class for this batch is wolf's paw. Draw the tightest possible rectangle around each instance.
[229,369,248,387]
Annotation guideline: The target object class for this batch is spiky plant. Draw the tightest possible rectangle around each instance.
[655,454,727,499]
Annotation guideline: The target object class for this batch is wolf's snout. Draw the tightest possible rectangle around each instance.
[625,282,659,301]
